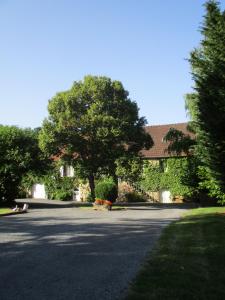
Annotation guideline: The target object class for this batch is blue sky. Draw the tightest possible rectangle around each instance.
[1,0,225,128]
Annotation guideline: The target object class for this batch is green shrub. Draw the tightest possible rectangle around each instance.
[44,175,75,200]
[95,178,117,203]
[20,169,77,201]
[53,190,72,201]
[125,192,145,203]
[86,193,94,203]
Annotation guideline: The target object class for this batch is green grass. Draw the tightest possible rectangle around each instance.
[125,207,225,300]
[0,207,12,215]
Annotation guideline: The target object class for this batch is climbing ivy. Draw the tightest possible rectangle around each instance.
[139,157,199,198]
[20,164,79,201]
[140,162,163,192]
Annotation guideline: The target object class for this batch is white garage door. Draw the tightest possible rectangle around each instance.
[160,190,172,203]
[32,184,47,199]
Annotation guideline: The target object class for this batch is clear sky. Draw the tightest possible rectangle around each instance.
[1,0,225,128]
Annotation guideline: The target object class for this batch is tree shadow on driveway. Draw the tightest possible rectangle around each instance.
[0,208,185,300]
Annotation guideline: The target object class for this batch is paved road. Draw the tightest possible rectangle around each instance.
[0,206,187,300]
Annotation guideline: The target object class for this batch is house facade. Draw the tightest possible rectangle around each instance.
[139,122,193,203]
[31,122,192,202]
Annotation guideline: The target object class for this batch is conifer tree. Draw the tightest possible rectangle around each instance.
[186,1,225,201]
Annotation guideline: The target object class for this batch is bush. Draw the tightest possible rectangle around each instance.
[44,176,75,200]
[86,193,94,203]
[53,190,72,201]
[95,178,117,203]
[125,192,145,203]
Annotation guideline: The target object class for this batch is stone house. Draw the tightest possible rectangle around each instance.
[31,122,192,202]
[139,122,193,203]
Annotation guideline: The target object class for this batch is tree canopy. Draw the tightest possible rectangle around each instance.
[39,75,153,199]
[0,125,50,203]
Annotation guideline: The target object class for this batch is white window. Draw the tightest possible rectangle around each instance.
[59,165,74,177]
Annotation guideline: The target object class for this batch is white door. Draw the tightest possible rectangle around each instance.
[32,184,47,199]
[160,190,171,203]
[73,189,81,201]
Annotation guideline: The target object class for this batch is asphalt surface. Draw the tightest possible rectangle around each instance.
[0,205,187,300]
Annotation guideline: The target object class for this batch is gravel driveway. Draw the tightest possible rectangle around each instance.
[0,205,187,300]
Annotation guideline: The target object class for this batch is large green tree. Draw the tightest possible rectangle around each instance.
[0,126,50,204]
[39,75,153,199]
[186,1,225,202]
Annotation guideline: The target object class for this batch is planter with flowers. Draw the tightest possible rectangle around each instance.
[93,199,113,211]
[93,178,117,211]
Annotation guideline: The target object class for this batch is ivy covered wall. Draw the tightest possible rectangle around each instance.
[139,157,199,200]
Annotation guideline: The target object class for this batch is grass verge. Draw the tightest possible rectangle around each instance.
[125,207,225,300]
[0,208,12,215]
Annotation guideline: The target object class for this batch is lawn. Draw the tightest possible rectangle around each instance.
[0,207,12,215]
[125,207,225,300]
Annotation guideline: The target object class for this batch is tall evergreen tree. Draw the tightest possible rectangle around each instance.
[186,1,225,201]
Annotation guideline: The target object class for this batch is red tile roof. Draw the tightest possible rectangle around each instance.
[141,123,192,159]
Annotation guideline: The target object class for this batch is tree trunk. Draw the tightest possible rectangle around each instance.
[88,174,95,201]
[112,173,119,198]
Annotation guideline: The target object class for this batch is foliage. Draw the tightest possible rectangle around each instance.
[118,181,135,195]
[124,192,145,203]
[53,190,72,201]
[163,127,195,156]
[39,75,153,200]
[164,158,199,197]
[0,125,51,204]
[140,162,163,192]
[95,178,118,203]
[20,165,77,201]
[197,166,225,204]
[19,171,42,197]
[115,155,143,183]
[43,174,76,201]
[140,158,199,198]
[86,193,94,203]
[186,1,225,202]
